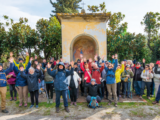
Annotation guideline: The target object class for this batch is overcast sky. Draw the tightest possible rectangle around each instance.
[0,0,160,34]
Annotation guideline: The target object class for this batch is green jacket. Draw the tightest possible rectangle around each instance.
[121,70,134,82]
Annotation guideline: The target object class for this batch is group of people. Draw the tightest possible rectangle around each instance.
[0,52,160,113]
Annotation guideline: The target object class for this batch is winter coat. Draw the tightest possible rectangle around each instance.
[7,71,16,84]
[13,55,29,69]
[80,62,91,83]
[0,63,14,87]
[13,62,31,87]
[153,67,160,83]
[67,71,81,88]
[121,70,134,82]
[47,62,74,91]
[115,64,125,83]
[20,69,41,92]
[105,59,118,84]
[41,62,47,69]
[133,67,144,81]
[84,80,103,97]
[141,70,153,82]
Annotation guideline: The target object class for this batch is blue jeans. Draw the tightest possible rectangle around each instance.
[38,80,45,93]
[55,90,68,108]
[156,85,160,102]
[141,81,151,97]
[134,81,142,95]
[124,82,131,96]
[151,80,155,95]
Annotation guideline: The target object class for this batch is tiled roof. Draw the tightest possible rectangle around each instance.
[56,12,111,16]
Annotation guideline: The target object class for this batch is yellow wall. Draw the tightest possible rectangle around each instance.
[61,17,107,62]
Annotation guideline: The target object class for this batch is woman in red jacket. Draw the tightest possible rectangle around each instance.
[80,58,91,96]
[7,71,17,101]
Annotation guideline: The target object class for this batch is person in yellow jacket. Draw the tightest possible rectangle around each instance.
[115,61,125,100]
[10,52,29,69]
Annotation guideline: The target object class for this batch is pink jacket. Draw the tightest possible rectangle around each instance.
[7,71,16,84]
[80,62,91,83]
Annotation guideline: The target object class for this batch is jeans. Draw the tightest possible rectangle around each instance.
[30,90,39,105]
[117,82,121,97]
[98,87,102,98]
[156,85,160,102]
[150,79,155,96]
[55,90,68,108]
[86,95,101,103]
[123,82,131,97]
[9,84,17,98]
[38,80,45,93]
[141,81,151,97]
[134,81,142,95]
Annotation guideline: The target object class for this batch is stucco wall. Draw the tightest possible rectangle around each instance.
[61,17,107,62]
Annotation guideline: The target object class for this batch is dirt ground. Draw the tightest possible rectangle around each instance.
[0,99,160,120]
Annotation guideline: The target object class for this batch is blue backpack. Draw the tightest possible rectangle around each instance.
[88,97,99,109]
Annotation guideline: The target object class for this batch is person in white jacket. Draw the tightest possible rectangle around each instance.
[140,64,153,99]
[153,62,160,97]
[67,65,81,106]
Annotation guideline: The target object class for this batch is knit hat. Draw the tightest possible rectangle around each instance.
[74,62,78,65]
[19,58,23,61]
[77,59,80,63]
[0,63,3,67]
[91,79,96,82]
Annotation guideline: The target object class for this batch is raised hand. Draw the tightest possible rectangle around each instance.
[143,58,145,63]
[35,55,37,59]
[56,60,59,64]
[102,55,105,60]
[89,58,92,63]
[9,57,14,63]
[81,59,83,63]
[80,54,83,58]
[121,61,124,64]
[10,52,13,57]
[47,62,51,69]
[84,58,86,62]
[26,52,29,56]
[94,54,97,61]
[115,54,118,59]
[60,58,63,62]
[30,57,33,62]
[112,55,115,59]
[70,61,74,67]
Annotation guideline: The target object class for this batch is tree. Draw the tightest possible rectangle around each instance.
[50,0,82,16]
[141,12,160,61]
[36,16,61,60]
[88,2,107,13]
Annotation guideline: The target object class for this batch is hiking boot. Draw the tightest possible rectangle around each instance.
[30,105,34,108]
[56,107,60,113]
[65,107,70,113]
[24,103,27,107]
[152,101,158,104]
[36,105,39,109]
[128,95,131,98]
[74,102,77,106]
[47,99,50,104]
[70,102,73,106]
[139,96,142,99]
[114,103,117,107]
[19,103,22,107]
[50,99,53,104]
[14,97,17,101]
[10,97,13,101]
[147,97,150,100]
[2,109,8,113]
[108,101,111,106]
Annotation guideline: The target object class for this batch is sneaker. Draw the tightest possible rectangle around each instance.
[114,103,117,107]
[10,97,13,101]
[50,99,53,104]
[24,103,27,107]
[14,97,17,101]
[65,107,70,113]
[19,103,22,107]
[2,109,8,113]
[147,97,150,100]
[47,99,50,104]
[74,102,77,106]
[151,95,154,97]
[36,105,39,108]
[108,101,111,106]
[30,105,34,108]
[152,101,158,104]
[70,102,73,106]
[139,96,142,99]
[56,107,59,113]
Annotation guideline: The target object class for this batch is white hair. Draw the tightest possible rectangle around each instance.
[29,67,35,73]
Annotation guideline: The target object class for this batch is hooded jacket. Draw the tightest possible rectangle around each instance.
[47,62,74,91]
[20,69,41,92]
[105,59,118,84]
[80,62,91,83]
[7,71,16,84]
[13,55,29,69]
[115,64,125,83]
[153,67,160,83]
[0,63,14,87]
[13,62,31,87]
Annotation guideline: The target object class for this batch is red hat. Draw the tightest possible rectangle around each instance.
[156,60,160,65]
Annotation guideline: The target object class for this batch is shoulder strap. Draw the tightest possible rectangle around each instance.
[87,70,92,79]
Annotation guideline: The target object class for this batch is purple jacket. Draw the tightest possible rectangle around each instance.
[7,71,16,84]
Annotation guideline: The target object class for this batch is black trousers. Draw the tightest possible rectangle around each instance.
[69,87,77,102]
[80,81,84,94]
[30,90,39,105]
[9,84,17,98]
[46,83,54,99]
[86,95,101,103]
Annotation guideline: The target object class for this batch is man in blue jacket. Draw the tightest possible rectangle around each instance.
[47,61,74,113]
[105,54,118,107]
[0,58,14,113]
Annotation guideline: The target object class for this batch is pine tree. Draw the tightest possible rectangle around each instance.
[50,0,82,16]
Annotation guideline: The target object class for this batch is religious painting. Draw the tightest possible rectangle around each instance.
[73,38,96,61]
